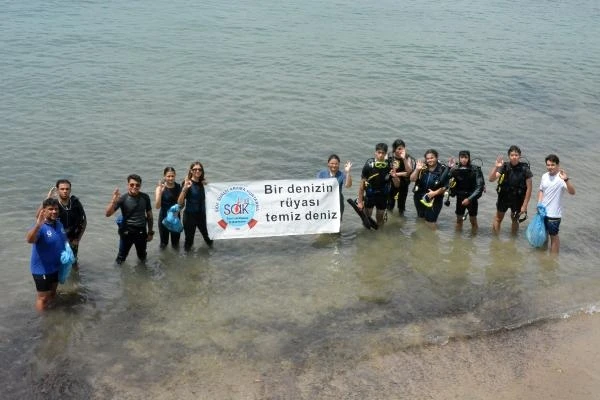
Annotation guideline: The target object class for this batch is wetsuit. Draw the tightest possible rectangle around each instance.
[361,158,391,210]
[449,165,484,217]
[181,180,213,250]
[495,162,533,214]
[387,154,414,214]
[413,163,449,223]
[57,195,86,261]
[158,183,182,247]
[115,192,152,263]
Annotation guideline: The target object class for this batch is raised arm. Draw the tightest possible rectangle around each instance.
[105,188,120,217]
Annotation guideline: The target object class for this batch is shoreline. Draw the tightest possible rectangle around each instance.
[311,311,600,399]
[112,312,600,400]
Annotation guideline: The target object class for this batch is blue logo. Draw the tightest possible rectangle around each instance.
[215,186,259,230]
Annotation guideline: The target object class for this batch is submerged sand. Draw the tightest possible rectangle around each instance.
[91,312,600,399]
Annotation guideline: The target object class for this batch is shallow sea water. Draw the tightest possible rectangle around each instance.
[1,0,599,398]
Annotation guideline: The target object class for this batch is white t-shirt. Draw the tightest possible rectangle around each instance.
[539,172,567,218]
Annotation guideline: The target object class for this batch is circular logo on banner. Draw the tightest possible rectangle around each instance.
[215,187,259,230]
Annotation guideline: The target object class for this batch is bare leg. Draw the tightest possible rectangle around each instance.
[455,216,463,231]
[510,218,519,235]
[549,234,560,254]
[36,288,56,312]
[492,211,505,234]
[469,216,478,233]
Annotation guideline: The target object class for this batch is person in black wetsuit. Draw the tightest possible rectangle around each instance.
[178,161,213,250]
[105,174,154,264]
[488,145,533,235]
[410,149,449,229]
[155,166,182,249]
[387,139,415,216]
[40,179,87,270]
[357,143,399,228]
[447,150,485,232]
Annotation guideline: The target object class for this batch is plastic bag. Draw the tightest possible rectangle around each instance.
[59,242,75,284]
[526,204,547,248]
[162,204,183,233]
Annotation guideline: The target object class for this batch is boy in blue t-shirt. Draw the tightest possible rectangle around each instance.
[26,198,67,311]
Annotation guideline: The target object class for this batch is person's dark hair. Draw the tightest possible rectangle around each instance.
[42,197,59,208]
[55,179,71,188]
[327,154,340,163]
[458,150,470,159]
[424,149,439,158]
[375,143,388,153]
[545,154,560,164]
[392,139,406,151]
[163,166,176,175]
[507,145,522,156]
[187,161,205,180]
[127,174,142,185]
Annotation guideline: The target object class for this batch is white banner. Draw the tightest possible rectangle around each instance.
[206,178,340,239]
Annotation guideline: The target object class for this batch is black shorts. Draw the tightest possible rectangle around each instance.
[496,195,524,214]
[365,193,388,210]
[32,271,59,292]
[455,196,478,217]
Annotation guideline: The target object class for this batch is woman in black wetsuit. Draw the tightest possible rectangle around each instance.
[177,161,213,250]
[155,166,182,249]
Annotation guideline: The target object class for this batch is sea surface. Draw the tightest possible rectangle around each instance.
[1,0,599,398]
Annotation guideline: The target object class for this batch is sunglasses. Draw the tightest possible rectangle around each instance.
[191,168,203,172]
[129,183,141,187]
[374,161,388,168]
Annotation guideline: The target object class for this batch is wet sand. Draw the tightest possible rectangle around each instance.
[96,312,600,399]
[314,312,600,400]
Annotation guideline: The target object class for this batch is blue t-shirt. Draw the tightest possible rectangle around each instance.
[317,170,345,194]
[30,221,67,275]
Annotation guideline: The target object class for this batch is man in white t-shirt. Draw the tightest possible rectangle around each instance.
[537,154,576,254]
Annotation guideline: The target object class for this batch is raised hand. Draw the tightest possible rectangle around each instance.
[344,160,352,173]
[495,155,504,168]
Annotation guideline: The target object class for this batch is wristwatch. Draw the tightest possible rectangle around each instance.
[148,231,155,235]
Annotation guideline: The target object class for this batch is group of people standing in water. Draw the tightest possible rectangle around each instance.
[27,145,574,311]
[318,141,575,251]
[104,161,214,266]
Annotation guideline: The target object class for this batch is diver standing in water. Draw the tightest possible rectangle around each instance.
[488,145,533,235]
[357,143,399,228]
[410,149,449,229]
[387,139,415,216]
[447,150,485,232]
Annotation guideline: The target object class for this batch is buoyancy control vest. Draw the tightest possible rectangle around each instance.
[362,158,391,196]
[448,165,485,200]
[496,161,531,198]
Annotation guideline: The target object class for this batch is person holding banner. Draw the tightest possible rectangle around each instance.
[317,154,353,217]
[178,161,213,250]
[357,143,399,227]
[155,166,182,249]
